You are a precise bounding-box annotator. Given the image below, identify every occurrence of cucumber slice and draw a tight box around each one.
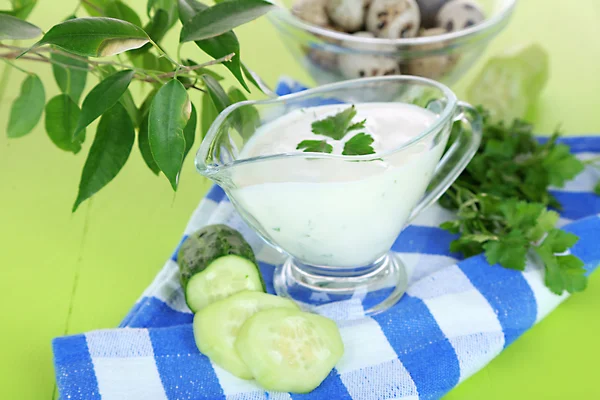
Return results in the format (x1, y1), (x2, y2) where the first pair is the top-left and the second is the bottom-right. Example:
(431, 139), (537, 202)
(177, 224), (266, 312)
(185, 255), (264, 312)
(235, 308), (344, 393)
(193, 291), (299, 379)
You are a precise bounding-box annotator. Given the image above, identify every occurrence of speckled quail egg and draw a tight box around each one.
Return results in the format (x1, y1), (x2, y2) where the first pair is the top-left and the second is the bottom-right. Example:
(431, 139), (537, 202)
(338, 31), (400, 79)
(415, 0), (449, 28)
(366, 0), (421, 39)
(326, 0), (367, 32)
(407, 28), (450, 79)
(436, 0), (485, 32)
(291, 0), (329, 27)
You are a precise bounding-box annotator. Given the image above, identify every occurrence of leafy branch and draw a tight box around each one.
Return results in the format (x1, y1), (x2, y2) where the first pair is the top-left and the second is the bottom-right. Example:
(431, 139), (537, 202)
(0, 0), (275, 211)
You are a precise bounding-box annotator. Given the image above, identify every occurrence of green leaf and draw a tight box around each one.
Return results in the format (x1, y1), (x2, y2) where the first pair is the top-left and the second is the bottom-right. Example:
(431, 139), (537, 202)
(539, 228), (579, 254)
(312, 105), (358, 140)
(296, 140), (333, 154)
(8, 0), (37, 19)
(73, 102), (135, 211)
(75, 69), (135, 136)
(342, 133), (375, 156)
(120, 89), (139, 127)
(105, 0), (142, 26)
(178, 0), (249, 91)
(137, 89), (160, 175)
(499, 199), (544, 231)
(148, 0), (179, 29)
(82, 0), (109, 16)
(200, 91), (218, 139)
(50, 51), (89, 103)
(542, 144), (585, 187)
(536, 247), (588, 295)
(32, 17), (149, 58)
(201, 74), (231, 113)
(228, 87), (260, 139)
(483, 230), (529, 271)
(138, 113), (160, 175)
(183, 103), (198, 161)
(0, 13), (42, 40)
(45, 94), (86, 154)
(180, 0), (274, 42)
(595, 182), (600, 196)
(131, 8), (170, 55)
(7, 74), (45, 138)
(242, 63), (263, 92)
(528, 209), (559, 242)
(148, 79), (191, 190)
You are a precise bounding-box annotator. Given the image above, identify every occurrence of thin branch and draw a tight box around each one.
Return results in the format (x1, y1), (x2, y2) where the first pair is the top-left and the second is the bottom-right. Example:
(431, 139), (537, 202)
(0, 44), (236, 86)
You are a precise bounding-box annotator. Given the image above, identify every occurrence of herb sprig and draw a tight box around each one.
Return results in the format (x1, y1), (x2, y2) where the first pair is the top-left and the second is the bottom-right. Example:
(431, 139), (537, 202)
(440, 108), (588, 295)
(296, 105), (375, 156)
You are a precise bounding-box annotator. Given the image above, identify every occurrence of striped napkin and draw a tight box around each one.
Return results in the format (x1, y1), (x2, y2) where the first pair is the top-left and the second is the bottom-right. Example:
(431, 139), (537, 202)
(52, 80), (600, 400)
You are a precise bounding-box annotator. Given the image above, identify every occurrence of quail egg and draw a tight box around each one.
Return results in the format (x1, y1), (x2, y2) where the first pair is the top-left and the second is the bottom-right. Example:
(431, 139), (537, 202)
(366, 0), (421, 39)
(326, 0), (368, 32)
(338, 31), (400, 78)
(407, 28), (450, 79)
(436, 0), (485, 32)
(291, 0), (329, 27)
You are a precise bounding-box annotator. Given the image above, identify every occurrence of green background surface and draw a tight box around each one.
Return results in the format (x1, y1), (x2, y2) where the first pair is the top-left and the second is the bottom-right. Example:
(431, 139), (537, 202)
(1, 0), (599, 399)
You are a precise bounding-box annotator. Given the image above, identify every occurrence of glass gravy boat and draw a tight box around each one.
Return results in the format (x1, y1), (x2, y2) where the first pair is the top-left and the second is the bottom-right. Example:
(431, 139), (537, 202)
(196, 76), (481, 316)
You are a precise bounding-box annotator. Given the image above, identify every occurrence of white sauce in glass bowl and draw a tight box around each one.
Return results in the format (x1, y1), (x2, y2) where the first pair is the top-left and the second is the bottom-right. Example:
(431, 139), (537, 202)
(231, 103), (446, 268)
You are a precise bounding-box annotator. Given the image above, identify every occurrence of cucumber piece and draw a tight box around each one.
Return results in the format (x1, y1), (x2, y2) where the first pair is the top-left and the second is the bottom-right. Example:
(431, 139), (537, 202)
(235, 308), (344, 393)
(177, 224), (265, 312)
(185, 255), (264, 312)
(193, 291), (299, 379)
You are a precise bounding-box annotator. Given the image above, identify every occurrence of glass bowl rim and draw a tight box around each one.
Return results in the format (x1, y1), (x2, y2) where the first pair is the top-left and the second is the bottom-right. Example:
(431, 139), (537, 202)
(197, 75), (459, 173)
(267, 0), (518, 47)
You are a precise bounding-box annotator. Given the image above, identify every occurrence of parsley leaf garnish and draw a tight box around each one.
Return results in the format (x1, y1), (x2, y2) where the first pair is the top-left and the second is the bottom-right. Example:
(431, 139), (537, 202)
(296, 139), (333, 154)
(342, 133), (375, 156)
(439, 108), (588, 295)
(311, 105), (359, 140)
(595, 182), (600, 196)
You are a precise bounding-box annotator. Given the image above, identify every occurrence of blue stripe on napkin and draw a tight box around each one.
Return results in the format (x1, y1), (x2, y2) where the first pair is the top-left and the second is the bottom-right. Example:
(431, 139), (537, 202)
(52, 335), (101, 399)
(458, 255), (537, 347)
(392, 226), (459, 257)
(150, 326), (225, 400)
(127, 297), (192, 328)
(374, 295), (460, 399)
(550, 191), (600, 220)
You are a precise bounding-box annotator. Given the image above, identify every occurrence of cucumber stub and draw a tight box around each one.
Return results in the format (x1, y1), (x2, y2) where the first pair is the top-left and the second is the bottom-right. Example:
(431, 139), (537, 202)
(235, 308), (344, 393)
(177, 224), (265, 312)
(193, 291), (299, 379)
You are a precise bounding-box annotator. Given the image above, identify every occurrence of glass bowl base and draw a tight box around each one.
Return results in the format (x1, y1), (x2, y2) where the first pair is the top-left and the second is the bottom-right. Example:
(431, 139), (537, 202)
(273, 252), (408, 319)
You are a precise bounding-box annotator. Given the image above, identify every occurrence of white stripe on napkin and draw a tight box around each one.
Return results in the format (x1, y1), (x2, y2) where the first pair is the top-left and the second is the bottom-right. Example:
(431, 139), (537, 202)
(86, 329), (168, 400)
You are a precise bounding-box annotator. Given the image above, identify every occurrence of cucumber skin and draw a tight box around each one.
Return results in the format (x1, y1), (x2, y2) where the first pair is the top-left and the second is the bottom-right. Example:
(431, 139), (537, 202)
(177, 224), (265, 291)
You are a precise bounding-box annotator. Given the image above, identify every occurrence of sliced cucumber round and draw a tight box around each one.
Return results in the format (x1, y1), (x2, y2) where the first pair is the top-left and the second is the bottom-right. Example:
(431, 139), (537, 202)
(193, 291), (299, 379)
(177, 224), (266, 312)
(235, 308), (344, 393)
(185, 255), (264, 312)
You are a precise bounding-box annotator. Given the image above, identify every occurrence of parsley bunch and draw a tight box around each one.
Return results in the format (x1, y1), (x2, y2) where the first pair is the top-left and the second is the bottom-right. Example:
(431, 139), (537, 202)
(439, 108), (588, 295)
(296, 105), (375, 156)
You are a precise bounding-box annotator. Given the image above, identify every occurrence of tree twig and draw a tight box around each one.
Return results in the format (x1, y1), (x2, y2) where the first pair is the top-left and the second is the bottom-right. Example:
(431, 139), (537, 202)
(0, 43), (235, 86)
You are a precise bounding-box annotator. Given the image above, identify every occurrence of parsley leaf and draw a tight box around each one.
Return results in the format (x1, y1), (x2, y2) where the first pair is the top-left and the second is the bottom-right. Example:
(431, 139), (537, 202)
(594, 182), (600, 196)
(342, 133), (375, 156)
(483, 230), (529, 271)
(296, 139), (333, 154)
(348, 119), (366, 132)
(311, 105), (359, 140)
(439, 107), (588, 295)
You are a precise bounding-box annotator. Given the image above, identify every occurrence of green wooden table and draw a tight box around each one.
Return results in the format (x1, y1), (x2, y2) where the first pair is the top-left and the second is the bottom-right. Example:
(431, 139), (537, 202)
(1, 1), (599, 398)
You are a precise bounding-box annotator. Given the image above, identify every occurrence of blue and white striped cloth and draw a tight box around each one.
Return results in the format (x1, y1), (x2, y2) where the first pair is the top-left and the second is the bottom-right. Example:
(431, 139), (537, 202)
(53, 80), (600, 400)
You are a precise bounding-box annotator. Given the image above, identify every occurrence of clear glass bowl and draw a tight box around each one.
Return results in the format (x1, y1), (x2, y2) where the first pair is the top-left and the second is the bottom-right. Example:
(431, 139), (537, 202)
(268, 0), (517, 86)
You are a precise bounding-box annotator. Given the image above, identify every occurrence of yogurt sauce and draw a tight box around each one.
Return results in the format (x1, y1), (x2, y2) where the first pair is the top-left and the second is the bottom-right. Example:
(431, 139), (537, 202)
(230, 102), (447, 268)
